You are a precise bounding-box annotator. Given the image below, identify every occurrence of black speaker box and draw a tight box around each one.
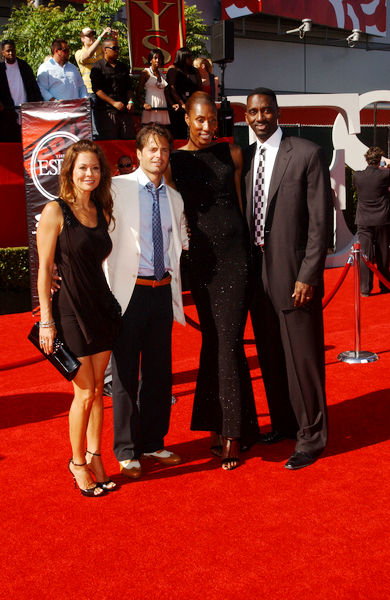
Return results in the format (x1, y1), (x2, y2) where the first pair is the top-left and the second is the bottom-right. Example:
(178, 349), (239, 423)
(211, 20), (234, 64)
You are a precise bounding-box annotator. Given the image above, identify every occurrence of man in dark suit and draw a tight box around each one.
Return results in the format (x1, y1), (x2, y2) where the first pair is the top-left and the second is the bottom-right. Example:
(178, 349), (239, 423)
(0, 39), (42, 142)
(243, 87), (333, 470)
(352, 146), (390, 296)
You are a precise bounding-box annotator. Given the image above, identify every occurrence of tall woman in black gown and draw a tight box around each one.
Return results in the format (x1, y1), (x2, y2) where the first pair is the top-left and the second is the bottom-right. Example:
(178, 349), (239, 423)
(167, 92), (259, 470)
(37, 140), (120, 496)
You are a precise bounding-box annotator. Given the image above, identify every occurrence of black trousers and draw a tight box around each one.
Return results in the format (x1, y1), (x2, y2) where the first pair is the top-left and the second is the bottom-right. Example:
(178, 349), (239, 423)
(112, 284), (173, 460)
(94, 107), (135, 140)
(358, 224), (390, 294)
(249, 249), (327, 456)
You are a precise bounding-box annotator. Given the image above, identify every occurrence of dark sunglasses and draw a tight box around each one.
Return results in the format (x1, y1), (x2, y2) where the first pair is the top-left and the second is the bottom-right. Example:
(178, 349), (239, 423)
(119, 162), (132, 168)
(106, 45), (119, 51)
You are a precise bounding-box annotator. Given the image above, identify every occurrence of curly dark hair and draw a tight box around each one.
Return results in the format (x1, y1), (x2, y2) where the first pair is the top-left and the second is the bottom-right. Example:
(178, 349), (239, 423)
(58, 139), (114, 225)
(1, 39), (15, 49)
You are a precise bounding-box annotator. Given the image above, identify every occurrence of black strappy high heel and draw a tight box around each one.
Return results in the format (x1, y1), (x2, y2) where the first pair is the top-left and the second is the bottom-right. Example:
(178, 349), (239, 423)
(68, 459), (105, 497)
(85, 450), (117, 492)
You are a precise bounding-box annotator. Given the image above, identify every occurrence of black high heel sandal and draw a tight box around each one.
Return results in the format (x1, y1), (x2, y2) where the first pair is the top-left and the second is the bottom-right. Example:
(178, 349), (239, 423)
(68, 459), (105, 497)
(221, 437), (240, 471)
(86, 450), (117, 492)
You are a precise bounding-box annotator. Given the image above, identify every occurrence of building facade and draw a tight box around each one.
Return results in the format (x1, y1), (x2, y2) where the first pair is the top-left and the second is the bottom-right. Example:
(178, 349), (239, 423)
(187, 0), (390, 96)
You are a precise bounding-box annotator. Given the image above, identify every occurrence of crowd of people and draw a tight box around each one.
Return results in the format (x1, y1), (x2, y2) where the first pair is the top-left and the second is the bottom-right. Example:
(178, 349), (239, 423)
(34, 85), (339, 499)
(0, 31), (219, 142)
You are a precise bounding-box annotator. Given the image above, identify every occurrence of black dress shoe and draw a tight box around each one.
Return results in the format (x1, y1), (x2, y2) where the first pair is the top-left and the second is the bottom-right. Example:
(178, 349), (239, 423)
(103, 381), (112, 397)
(259, 430), (288, 444)
(284, 451), (317, 470)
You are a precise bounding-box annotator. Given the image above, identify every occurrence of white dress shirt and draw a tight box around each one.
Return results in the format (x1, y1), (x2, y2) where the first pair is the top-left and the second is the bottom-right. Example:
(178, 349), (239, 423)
(136, 167), (172, 276)
(252, 126), (283, 215)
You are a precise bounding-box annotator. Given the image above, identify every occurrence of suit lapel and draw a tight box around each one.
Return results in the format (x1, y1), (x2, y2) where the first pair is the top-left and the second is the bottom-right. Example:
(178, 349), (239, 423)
(266, 136), (293, 219)
(114, 173), (140, 249)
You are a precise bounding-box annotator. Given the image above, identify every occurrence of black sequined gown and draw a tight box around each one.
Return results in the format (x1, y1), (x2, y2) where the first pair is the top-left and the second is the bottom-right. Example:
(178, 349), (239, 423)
(170, 143), (259, 442)
(52, 198), (121, 357)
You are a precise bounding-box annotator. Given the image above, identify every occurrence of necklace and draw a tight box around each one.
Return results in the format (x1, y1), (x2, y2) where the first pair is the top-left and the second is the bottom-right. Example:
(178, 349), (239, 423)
(150, 66), (160, 78)
(150, 67), (165, 88)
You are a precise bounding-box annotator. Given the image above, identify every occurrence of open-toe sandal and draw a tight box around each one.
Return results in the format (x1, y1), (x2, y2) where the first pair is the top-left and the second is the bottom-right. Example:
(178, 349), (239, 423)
(68, 459), (105, 497)
(221, 437), (240, 471)
(86, 450), (117, 491)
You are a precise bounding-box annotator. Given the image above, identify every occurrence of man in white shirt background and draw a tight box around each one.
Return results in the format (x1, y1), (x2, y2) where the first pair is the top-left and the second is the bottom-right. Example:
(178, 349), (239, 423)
(37, 38), (87, 101)
(0, 39), (42, 141)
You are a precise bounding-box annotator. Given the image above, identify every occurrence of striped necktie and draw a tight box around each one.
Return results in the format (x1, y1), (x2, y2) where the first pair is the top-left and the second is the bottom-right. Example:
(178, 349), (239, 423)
(146, 182), (165, 280)
(253, 147), (265, 246)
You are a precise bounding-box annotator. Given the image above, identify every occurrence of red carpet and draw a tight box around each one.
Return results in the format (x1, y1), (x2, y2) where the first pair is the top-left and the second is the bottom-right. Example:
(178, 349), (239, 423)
(1, 268), (390, 599)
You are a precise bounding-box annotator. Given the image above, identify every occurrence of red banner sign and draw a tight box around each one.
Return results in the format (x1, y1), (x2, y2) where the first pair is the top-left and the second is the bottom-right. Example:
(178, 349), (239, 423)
(222, 1), (387, 37)
(127, 0), (185, 72)
(21, 99), (92, 307)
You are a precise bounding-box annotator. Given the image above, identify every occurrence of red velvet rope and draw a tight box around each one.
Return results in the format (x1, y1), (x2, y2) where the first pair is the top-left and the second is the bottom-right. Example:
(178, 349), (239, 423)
(322, 258), (353, 309)
(361, 254), (390, 290)
(184, 314), (201, 331)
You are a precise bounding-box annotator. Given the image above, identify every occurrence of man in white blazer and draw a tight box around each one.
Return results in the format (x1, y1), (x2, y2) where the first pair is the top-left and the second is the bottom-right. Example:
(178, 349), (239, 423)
(105, 124), (188, 479)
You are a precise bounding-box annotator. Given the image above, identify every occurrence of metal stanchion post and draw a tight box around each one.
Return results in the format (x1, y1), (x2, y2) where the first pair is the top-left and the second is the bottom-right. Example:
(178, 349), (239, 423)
(338, 242), (378, 364)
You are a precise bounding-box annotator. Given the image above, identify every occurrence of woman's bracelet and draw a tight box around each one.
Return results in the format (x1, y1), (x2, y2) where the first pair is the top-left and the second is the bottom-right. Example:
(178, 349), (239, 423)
(39, 320), (55, 328)
(97, 35), (103, 42)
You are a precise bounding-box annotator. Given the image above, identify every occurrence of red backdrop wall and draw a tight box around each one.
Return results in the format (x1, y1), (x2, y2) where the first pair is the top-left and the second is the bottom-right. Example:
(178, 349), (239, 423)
(1, 104), (385, 249)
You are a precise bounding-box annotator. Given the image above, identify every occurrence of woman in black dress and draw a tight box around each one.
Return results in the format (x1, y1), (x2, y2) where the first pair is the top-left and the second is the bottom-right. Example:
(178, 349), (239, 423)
(167, 92), (259, 470)
(37, 140), (120, 496)
(166, 47), (202, 139)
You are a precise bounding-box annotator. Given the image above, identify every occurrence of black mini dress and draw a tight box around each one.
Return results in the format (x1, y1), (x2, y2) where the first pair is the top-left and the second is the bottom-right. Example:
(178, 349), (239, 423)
(52, 198), (121, 358)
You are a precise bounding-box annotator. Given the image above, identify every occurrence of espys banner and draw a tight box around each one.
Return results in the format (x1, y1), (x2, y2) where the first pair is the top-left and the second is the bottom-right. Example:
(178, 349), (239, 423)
(127, 0), (185, 72)
(21, 99), (92, 308)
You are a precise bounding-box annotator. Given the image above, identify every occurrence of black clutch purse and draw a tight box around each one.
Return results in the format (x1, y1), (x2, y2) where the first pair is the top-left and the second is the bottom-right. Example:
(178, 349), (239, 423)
(28, 322), (81, 381)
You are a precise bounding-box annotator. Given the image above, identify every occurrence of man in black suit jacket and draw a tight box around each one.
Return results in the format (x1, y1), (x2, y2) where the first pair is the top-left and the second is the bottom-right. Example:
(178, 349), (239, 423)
(243, 87), (333, 470)
(352, 146), (390, 296)
(0, 40), (42, 142)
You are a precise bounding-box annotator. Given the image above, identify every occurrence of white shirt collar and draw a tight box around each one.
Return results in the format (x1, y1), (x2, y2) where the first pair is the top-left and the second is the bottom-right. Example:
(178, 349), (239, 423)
(137, 166), (165, 190)
(256, 126), (282, 153)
